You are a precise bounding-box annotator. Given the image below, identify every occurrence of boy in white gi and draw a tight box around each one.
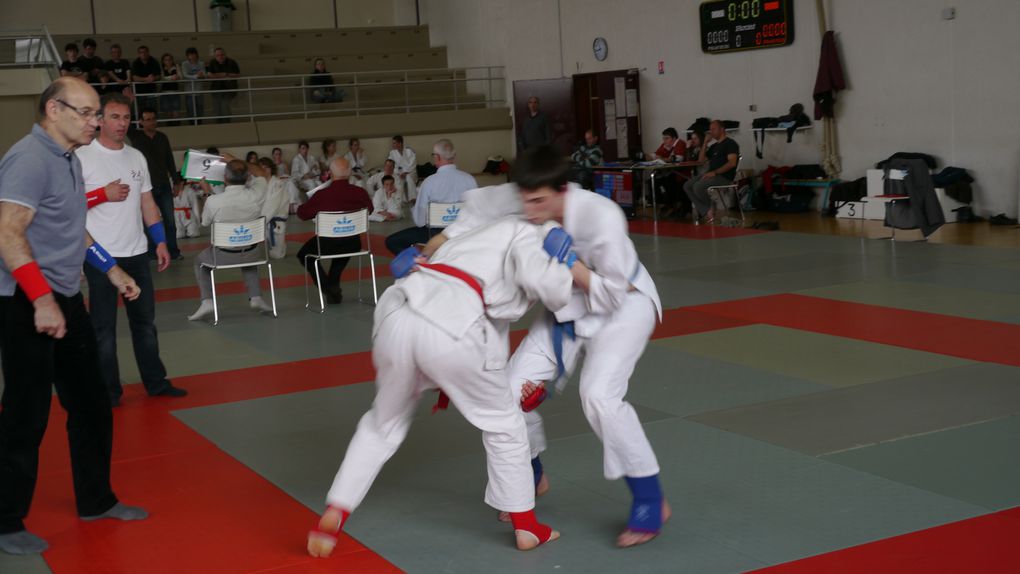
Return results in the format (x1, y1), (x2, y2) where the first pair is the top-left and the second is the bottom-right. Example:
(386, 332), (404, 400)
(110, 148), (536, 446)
(257, 157), (292, 259)
(424, 146), (669, 548)
(308, 210), (593, 557)
(367, 175), (403, 222)
(387, 134), (417, 203)
(172, 180), (201, 238)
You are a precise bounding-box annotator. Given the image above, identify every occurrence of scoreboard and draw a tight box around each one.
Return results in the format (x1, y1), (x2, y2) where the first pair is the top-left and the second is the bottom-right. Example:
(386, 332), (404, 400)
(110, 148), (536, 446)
(700, 0), (795, 54)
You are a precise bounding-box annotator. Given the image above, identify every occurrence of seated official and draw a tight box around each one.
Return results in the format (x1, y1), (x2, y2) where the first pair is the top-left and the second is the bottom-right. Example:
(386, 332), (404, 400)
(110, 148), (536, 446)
(368, 175), (403, 222)
(684, 119), (740, 222)
(570, 129), (603, 190)
(188, 160), (274, 321)
(384, 138), (477, 255)
(295, 158), (374, 304)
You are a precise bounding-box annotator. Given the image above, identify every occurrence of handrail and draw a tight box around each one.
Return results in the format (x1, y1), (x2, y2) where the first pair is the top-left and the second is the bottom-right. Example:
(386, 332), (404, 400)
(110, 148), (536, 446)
(84, 66), (506, 126)
(0, 26), (62, 79)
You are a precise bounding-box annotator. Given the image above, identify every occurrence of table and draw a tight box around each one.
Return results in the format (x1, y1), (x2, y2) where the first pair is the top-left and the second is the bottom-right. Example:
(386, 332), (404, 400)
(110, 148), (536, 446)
(598, 160), (704, 220)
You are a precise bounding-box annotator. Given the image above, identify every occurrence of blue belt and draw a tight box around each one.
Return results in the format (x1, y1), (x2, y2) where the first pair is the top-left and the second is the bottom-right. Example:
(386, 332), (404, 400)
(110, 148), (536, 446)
(551, 314), (576, 382)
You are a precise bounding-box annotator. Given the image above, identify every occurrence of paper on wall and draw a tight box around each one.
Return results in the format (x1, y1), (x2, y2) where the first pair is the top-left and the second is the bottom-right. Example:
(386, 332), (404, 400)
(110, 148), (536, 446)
(614, 77), (626, 117)
(625, 88), (639, 118)
(616, 118), (628, 158)
(605, 99), (617, 139)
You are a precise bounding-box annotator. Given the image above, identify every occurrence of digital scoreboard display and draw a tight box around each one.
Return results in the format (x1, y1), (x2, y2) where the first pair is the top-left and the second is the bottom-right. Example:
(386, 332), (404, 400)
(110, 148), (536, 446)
(700, 0), (795, 54)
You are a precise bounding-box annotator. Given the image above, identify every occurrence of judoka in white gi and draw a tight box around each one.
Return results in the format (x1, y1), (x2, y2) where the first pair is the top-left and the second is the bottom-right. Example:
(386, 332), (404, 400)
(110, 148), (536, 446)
(424, 146), (669, 548)
(308, 209), (593, 557)
(256, 157), (292, 259)
(172, 181), (201, 238)
(367, 174), (404, 223)
(387, 135), (418, 203)
(288, 140), (320, 208)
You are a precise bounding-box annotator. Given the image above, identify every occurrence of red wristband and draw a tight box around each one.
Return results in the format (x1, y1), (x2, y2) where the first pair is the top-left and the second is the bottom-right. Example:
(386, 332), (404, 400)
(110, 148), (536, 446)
(86, 187), (108, 209)
(12, 261), (52, 301)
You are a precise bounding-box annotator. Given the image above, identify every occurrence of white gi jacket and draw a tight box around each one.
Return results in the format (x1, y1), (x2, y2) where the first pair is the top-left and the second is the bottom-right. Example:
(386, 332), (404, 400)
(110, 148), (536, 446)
(369, 187), (403, 221)
(387, 147), (417, 178)
(375, 216), (574, 371)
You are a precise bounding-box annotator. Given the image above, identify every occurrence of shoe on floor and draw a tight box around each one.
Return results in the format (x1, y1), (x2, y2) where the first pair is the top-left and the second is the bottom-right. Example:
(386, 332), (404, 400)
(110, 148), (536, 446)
(150, 385), (188, 398)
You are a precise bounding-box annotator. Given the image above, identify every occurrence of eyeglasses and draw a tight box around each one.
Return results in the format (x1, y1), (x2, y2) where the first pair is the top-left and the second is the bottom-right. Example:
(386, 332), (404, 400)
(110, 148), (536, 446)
(56, 99), (101, 121)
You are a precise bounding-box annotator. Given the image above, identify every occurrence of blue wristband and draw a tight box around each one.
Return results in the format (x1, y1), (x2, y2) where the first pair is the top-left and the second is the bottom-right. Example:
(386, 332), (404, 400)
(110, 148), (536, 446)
(85, 243), (117, 273)
(565, 251), (578, 269)
(148, 221), (167, 245)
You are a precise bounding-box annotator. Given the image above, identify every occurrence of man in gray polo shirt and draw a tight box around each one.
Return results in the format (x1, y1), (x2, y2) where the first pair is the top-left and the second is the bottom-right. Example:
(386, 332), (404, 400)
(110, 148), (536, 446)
(0, 77), (149, 556)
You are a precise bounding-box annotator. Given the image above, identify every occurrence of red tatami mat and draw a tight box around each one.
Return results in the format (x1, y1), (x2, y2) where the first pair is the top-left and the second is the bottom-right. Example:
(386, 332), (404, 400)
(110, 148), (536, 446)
(691, 293), (1020, 367)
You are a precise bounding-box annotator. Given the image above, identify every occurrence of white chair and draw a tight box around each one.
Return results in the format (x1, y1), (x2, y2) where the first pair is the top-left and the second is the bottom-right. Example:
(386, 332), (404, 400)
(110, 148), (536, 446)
(705, 155), (745, 225)
(204, 216), (277, 325)
(427, 201), (464, 230)
(304, 208), (377, 312)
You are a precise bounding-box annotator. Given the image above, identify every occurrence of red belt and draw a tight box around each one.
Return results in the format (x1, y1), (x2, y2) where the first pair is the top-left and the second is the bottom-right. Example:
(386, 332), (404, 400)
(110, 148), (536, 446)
(174, 206), (192, 220)
(416, 262), (485, 413)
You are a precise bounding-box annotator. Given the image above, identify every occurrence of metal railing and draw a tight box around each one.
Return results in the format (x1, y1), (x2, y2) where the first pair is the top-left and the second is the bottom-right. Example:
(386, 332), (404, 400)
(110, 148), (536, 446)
(87, 66), (506, 126)
(0, 26), (62, 78)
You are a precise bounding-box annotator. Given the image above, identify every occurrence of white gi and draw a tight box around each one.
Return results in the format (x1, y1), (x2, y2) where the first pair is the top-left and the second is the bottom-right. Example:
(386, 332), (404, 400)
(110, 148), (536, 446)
(344, 149), (368, 188)
(366, 169), (404, 199)
(260, 175), (292, 259)
(368, 187), (404, 223)
(387, 147), (418, 202)
(173, 183), (201, 238)
(325, 217), (574, 514)
(289, 153), (320, 205)
(448, 183), (664, 481)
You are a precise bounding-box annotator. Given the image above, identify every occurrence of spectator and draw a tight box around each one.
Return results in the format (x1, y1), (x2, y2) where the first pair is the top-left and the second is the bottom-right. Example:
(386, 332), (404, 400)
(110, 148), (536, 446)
(387, 135), (418, 203)
(159, 53), (183, 124)
(129, 108), (183, 260)
(172, 180), (201, 239)
(289, 140), (320, 208)
(343, 138), (367, 187)
(366, 158), (402, 198)
(187, 160), (274, 321)
(103, 44), (132, 96)
(368, 175), (403, 222)
(77, 92), (187, 405)
(309, 58), (343, 103)
(131, 46), (160, 107)
(385, 139), (476, 255)
(206, 47), (240, 124)
(245, 150), (258, 164)
(258, 157), (292, 259)
(179, 47), (206, 124)
(79, 38), (106, 87)
(59, 43), (86, 78)
(318, 138), (339, 180)
(649, 127), (686, 217)
(518, 95), (553, 151)
(271, 147), (289, 177)
(570, 129), (603, 189)
(684, 119), (740, 222)
(296, 158), (373, 304)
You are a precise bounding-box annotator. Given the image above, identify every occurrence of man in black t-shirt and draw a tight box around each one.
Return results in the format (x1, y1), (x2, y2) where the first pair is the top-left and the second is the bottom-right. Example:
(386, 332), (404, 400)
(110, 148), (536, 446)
(79, 38), (106, 88)
(103, 44), (132, 95)
(58, 43), (86, 79)
(206, 47), (240, 124)
(131, 45), (161, 104)
(684, 119), (740, 221)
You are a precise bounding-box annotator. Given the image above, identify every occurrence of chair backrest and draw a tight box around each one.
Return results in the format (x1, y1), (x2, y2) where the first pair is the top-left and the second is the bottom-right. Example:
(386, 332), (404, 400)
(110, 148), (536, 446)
(212, 217), (267, 248)
(427, 202), (464, 229)
(315, 209), (369, 238)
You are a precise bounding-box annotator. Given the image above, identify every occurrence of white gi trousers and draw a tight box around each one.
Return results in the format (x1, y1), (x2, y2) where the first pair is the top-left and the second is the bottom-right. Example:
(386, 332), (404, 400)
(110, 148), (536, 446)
(399, 172), (418, 202)
(326, 301), (536, 513)
(507, 290), (660, 480)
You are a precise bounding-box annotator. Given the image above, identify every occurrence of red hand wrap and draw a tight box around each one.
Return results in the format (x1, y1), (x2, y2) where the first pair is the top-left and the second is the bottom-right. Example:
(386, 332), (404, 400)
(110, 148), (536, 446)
(86, 187), (108, 209)
(12, 261), (52, 301)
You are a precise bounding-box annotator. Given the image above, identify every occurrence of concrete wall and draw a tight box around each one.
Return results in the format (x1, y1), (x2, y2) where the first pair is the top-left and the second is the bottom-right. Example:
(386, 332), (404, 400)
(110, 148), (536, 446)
(420, 0), (1020, 217)
(3, 0), (416, 34)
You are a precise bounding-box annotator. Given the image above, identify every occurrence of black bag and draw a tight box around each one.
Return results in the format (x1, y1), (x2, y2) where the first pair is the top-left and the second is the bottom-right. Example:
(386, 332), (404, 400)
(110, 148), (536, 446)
(785, 164), (827, 180)
(876, 152), (937, 170)
(752, 117), (780, 159)
(722, 120), (740, 130)
(752, 117), (780, 129)
(687, 117), (710, 133)
(416, 162), (437, 180)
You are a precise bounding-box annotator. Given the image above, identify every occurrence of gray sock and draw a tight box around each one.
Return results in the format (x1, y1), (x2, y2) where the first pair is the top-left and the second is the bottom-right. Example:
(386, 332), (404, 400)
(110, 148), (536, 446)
(80, 502), (149, 522)
(0, 530), (49, 555)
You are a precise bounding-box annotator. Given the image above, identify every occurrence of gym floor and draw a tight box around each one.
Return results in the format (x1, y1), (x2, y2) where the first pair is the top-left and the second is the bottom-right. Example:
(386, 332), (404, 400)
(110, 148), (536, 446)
(2, 210), (1018, 573)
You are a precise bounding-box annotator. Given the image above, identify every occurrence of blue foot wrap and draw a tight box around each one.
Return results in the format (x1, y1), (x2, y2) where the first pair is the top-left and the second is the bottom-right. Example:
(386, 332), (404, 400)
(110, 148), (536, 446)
(531, 456), (544, 487)
(624, 475), (663, 534)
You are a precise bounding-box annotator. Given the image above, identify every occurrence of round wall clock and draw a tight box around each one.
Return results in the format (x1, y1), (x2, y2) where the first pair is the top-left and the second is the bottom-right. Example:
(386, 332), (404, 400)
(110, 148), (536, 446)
(593, 37), (608, 61)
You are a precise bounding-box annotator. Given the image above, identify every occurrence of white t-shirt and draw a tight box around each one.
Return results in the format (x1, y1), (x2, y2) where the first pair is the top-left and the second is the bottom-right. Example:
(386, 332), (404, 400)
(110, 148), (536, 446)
(77, 139), (153, 257)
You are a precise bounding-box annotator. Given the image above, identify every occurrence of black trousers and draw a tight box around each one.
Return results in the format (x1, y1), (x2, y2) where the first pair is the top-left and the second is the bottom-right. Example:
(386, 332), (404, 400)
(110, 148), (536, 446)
(296, 236), (363, 291)
(384, 226), (433, 256)
(83, 253), (171, 401)
(0, 290), (118, 533)
(149, 184), (180, 258)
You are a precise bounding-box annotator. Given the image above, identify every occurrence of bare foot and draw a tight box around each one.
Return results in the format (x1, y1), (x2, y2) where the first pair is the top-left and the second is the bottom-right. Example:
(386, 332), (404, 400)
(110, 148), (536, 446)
(616, 498), (672, 549)
(515, 527), (560, 551)
(307, 507), (344, 558)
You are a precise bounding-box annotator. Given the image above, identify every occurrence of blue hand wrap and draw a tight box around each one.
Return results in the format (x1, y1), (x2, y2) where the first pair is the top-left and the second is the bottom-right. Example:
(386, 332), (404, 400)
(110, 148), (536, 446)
(85, 243), (117, 273)
(147, 221), (167, 245)
(542, 227), (573, 263)
(624, 475), (664, 534)
(565, 251), (578, 269)
(550, 314), (576, 382)
(390, 245), (422, 279)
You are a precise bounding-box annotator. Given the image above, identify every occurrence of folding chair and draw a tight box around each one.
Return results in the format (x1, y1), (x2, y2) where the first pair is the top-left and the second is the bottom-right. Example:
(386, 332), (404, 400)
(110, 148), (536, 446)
(706, 155), (745, 226)
(427, 201), (464, 232)
(204, 216), (277, 325)
(304, 208), (377, 312)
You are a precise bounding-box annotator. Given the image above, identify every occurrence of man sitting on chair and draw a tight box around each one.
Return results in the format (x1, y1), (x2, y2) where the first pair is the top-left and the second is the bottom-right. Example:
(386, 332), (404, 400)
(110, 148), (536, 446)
(188, 160), (274, 321)
(683, 120), (739, 222)
(384, 139), (477, 255)
(296, 158), (374, 305)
